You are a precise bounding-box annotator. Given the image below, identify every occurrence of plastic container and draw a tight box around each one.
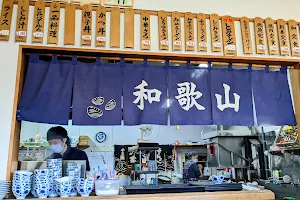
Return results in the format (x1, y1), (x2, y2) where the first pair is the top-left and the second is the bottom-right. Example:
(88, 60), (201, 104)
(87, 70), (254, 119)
(95, 179), (119, 196)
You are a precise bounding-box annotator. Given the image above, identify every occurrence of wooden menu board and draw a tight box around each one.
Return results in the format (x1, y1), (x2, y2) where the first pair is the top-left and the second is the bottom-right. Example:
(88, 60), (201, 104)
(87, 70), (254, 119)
(0, 0), (13, 41)
(47, 2), (60, 44)
(140, 10), (151, 50)
(171, 11), (182, 51)
(197, 13), (207, 52)
(288, 19), (300, 57)
(210, 13), (221, 52)
(64, 3), (75, 45)
(110, 7), (120, 48)
(265, 18), (278, 55)
(124, 8), (134, 48)
(96, 6), (106, 47)
(158, 10), (168, 50)
(184, 12), (195, 51)
(32, 0), (45, 43)
(276, 19), (289, 56)
(15, 0), (29, 42)
(221, 16), (236, 55)
(254, 17), (265, 54)
(81, 4), (92, 46)
(240, 17), (252, 54)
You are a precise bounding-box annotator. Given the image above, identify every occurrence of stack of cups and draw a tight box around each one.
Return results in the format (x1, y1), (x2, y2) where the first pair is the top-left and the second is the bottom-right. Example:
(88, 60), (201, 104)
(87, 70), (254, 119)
(12, 171), (33, 199)
(33, 169), (52, 198)
(66, 163), (82, 197)
(47, 159), (62, 197)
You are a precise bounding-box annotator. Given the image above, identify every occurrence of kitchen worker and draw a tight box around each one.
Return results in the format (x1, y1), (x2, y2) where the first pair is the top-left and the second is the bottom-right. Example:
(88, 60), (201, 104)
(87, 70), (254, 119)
(47, 126), (90, 171)
(183, 151), (201, 183)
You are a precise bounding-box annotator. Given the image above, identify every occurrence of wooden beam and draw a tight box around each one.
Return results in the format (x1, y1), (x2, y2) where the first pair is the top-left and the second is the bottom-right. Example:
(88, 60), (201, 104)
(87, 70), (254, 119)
(290, 67), (300, 143)
(20, 45), (300, 66)
(10, 1), (300, 24)
(5, 46), (25, 181)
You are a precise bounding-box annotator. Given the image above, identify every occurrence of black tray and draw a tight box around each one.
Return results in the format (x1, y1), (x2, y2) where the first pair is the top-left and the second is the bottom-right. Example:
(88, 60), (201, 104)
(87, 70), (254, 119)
(189, 181), (242, 192)
(125, 184), (205, 195)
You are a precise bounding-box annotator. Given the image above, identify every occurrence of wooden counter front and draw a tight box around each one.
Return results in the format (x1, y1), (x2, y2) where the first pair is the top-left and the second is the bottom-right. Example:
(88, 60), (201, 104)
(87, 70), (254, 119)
(8, 190), (275, 200)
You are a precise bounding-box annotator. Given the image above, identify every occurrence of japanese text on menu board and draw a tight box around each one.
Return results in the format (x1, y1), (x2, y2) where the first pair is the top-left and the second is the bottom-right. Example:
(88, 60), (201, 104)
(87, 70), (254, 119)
(96, 6), (106, 46)
(48, 2), (60, 44)
(185, 13), (194, 51)
(197, 14), (207, 52)
(0, 0), (13, 40)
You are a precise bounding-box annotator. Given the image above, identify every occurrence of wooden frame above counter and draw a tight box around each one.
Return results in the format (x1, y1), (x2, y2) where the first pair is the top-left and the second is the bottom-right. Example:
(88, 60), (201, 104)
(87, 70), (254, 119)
(6, 44), (300, 184)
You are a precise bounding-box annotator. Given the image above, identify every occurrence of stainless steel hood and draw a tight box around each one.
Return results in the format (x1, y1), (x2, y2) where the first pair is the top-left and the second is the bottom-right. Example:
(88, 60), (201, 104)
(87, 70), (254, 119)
(207, 136), (248, 168)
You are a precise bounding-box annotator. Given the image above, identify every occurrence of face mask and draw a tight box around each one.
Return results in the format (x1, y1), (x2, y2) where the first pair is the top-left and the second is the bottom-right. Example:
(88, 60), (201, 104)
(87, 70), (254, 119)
(50, 144), (64, 153)
(193, 159), (198, 163)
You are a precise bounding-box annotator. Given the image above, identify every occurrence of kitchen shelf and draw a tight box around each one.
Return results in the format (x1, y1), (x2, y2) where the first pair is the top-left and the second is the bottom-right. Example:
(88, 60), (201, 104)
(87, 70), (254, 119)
(137, 147), (160, 151)
(135, 170), (159, 174)
(173, 144), (206, 148)
(269, 146), (300, 155)
(77, 145), (90, 150)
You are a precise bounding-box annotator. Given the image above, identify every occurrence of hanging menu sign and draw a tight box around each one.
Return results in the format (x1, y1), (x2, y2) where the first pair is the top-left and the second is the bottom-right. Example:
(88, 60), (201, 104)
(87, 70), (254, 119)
(197, 13), (207, 52)
(172, 11), (182, 51)
(254, 17), (265, 54)
(124, 8), (134, 48)
(288, 19), (300, 57)
(47, 2), (60, 44)
(158, 10), (168, 50)
(64, 3), (75, 45)
(276, 19), (289, 56)
(32, 0), (45, 43)
(265, 18), (278, 55)
(140, 10), (151, 50)
(184, 12), (194, 51)
(15, 0), (29, 42)
(221, 15), (236, 55)
(0, 0), (13, 41)
(210, 13), (221, 52)
(110, 7), (120, 48)
(240, 17), (252, 54)
(81, 4), (92, 46)
(95, 6), (106, 47)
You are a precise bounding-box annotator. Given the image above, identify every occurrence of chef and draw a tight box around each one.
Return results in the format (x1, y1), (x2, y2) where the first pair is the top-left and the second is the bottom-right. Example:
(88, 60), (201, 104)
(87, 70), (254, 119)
(47, 126), (90, 171)
(183, 151), (202, 183)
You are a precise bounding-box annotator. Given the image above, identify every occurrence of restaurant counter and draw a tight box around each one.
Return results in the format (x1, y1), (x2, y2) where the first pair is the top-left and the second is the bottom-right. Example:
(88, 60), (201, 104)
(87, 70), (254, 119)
(7, 190), (275, 200)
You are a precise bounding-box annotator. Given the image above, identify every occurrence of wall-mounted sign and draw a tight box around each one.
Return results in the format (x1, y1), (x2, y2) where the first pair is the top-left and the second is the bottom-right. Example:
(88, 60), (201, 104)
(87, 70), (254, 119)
(102, 0), (133, 7)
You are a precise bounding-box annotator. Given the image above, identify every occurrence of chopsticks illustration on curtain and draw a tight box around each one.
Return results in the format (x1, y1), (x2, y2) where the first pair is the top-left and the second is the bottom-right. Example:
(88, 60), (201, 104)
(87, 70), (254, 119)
(17, 54), (296, 126)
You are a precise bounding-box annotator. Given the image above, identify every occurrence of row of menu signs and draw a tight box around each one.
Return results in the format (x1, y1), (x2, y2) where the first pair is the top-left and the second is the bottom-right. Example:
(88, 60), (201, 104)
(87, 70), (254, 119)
(0, 0), (299, 56)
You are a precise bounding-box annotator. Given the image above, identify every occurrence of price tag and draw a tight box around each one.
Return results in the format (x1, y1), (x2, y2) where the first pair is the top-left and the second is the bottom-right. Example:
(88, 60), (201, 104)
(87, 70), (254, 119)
(186, 41), (195, 47)
(213, 42), (221, 48)
(225, 45), (236, 51)
(281, 47), (289, 52)
(142, 40), (151, 45)
(33, 32), (43, 38)
(82, 35), (91, 40)
(199, 42), (207, 47)
(257, 45), (265, 50)
(96, 36), (106, 42)
(270, 46), (278, 51)
(173, 41), (181, 46)
(160, 40), (168, 46)
(293, 47), (300, 52)
(16, 31), (27, 37)
(0, 30), (9, 36)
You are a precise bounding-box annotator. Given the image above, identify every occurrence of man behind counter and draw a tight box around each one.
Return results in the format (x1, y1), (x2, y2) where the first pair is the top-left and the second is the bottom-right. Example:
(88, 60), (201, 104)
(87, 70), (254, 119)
(47, 126), (90, 171)
(183, 151), (203, 183)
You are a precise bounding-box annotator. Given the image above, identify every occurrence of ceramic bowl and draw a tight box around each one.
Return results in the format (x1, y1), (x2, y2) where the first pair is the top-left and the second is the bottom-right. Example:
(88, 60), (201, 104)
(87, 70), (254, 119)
(34, 183), (51, 198)
(55, 177), (72, 198)
(12, 186), (30, 199)
(76, 178), (94, 197)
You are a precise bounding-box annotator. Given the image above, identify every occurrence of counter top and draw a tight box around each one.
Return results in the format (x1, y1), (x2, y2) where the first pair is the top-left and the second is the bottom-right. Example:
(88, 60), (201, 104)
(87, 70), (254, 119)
(8, 190), (275, 200)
